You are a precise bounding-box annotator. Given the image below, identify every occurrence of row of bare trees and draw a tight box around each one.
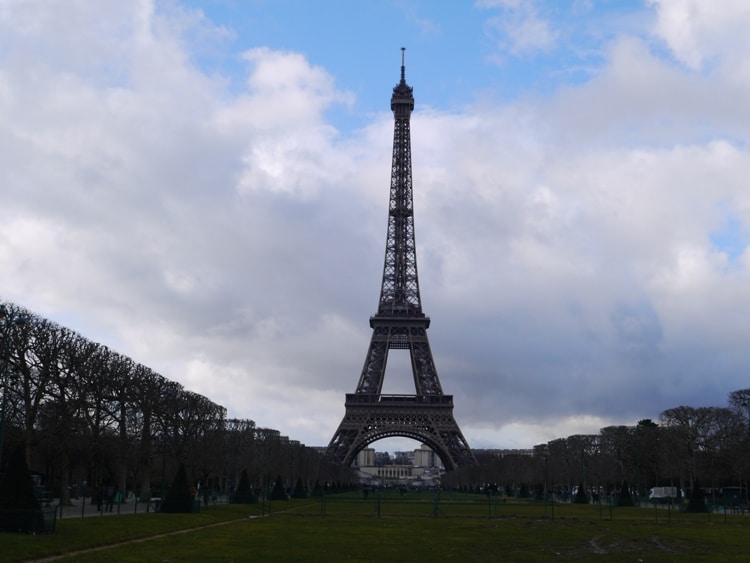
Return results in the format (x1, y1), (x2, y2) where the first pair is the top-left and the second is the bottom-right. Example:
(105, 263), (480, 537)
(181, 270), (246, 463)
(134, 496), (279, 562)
(0, 302), (353, 503)
(444, 393), (750, 500)
(8, 297), (747, 502)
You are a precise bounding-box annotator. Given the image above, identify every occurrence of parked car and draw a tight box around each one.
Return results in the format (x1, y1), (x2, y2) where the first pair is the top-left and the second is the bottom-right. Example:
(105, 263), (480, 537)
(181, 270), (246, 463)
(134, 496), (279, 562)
(648, 486), (681, 503)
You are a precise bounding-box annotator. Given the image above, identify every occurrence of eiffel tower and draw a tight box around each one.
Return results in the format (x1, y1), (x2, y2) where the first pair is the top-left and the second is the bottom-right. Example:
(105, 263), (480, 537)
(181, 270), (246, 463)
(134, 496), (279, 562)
(326, 50), (476, 471)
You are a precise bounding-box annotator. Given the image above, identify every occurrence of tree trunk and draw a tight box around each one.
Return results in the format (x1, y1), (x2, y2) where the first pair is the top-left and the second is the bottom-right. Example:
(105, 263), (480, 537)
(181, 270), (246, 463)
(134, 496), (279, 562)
(137, 416), (153, 500)
(118, 403), (128, 500)
(59, 448), (72, 505)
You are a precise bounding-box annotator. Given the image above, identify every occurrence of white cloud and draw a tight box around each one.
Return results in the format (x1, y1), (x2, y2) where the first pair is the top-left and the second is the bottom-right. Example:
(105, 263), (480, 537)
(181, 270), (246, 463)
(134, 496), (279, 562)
(2, 1), (750, 452)
(475, 0), (525, 9)
(649, 0), (750, 71)
(479, 0), (558, 57)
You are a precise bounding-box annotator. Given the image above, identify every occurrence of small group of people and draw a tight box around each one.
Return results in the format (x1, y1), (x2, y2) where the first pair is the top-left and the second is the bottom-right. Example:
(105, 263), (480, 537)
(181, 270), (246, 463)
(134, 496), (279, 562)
(96, 483), (120, 512)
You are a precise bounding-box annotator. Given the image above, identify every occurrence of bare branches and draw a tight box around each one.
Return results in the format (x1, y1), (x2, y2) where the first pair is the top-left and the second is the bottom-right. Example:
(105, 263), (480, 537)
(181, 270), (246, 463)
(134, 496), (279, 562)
(1, 300), (352, 500)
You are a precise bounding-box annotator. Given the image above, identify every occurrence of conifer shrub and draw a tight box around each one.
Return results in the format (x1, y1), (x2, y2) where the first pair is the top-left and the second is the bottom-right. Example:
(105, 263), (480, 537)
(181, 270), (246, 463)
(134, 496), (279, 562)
(687, 481), (708, 513)
(573, 483), (588, 504)
(292, 477), (307, 499)
(161, 463), (195, 513)
(618, 480), (634, 507)
(270, 474), (288, 500)
(232, 469), (257, 504)
(0, 446), (44, 532)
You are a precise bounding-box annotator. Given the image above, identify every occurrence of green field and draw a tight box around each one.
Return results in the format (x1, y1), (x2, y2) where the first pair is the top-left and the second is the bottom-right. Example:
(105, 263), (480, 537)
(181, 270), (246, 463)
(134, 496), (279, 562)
(3, 492), (750, 562)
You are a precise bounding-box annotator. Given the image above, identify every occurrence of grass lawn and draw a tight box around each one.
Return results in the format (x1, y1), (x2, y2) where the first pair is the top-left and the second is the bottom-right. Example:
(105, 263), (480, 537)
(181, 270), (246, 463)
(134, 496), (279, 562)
(3, 492), (750, 562)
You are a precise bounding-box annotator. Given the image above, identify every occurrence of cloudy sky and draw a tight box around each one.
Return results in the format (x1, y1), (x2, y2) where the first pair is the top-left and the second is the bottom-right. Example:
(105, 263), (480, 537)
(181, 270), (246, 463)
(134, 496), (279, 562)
(2, 0), (750, 453)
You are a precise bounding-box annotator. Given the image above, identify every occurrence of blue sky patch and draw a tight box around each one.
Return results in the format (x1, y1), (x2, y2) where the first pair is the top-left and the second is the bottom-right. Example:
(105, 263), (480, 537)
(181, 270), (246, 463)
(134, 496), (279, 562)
(710, 214), (748, 262)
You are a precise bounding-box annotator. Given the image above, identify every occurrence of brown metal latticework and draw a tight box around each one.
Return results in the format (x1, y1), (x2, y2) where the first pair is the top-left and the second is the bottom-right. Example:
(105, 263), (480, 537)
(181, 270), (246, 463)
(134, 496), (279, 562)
(326, 50), (476, 471)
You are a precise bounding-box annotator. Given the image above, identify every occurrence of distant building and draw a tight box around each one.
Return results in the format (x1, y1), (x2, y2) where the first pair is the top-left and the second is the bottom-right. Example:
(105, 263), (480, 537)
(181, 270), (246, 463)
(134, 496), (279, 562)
(361, 464), (413, 481)
(414, 444), (437, 467)
(473, 448), (534, 459)
(355, 444), (443, 488)
(356, 448), (376, 467)
(374, 451), (391, 466)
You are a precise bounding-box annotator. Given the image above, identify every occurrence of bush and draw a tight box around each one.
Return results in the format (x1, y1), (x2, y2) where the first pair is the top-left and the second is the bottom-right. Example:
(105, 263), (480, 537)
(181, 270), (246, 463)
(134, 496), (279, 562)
(270, 474), (288, 501)
(573, 483), (588, 504)
(161, 464), (195, 513)
(687, 481), (708, 513)
(0, 446), (44, 533)
(618, 480), (634, 507)
(291, 477), (307, 499)
(232, 469), (257, 504)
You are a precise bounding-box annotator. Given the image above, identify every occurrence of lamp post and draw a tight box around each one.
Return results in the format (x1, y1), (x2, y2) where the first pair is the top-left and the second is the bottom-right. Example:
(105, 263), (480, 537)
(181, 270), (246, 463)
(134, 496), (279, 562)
(0, 304), (26, 472)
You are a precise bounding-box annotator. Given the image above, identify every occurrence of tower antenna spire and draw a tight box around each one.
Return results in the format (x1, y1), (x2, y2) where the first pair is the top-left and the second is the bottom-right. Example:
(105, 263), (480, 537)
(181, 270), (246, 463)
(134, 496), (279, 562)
(401, 47), (406, 82)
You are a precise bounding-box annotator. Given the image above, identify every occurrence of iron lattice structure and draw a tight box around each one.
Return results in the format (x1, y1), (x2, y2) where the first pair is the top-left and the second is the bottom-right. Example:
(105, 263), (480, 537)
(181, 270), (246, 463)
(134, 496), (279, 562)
(326, 51), (476, 471)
